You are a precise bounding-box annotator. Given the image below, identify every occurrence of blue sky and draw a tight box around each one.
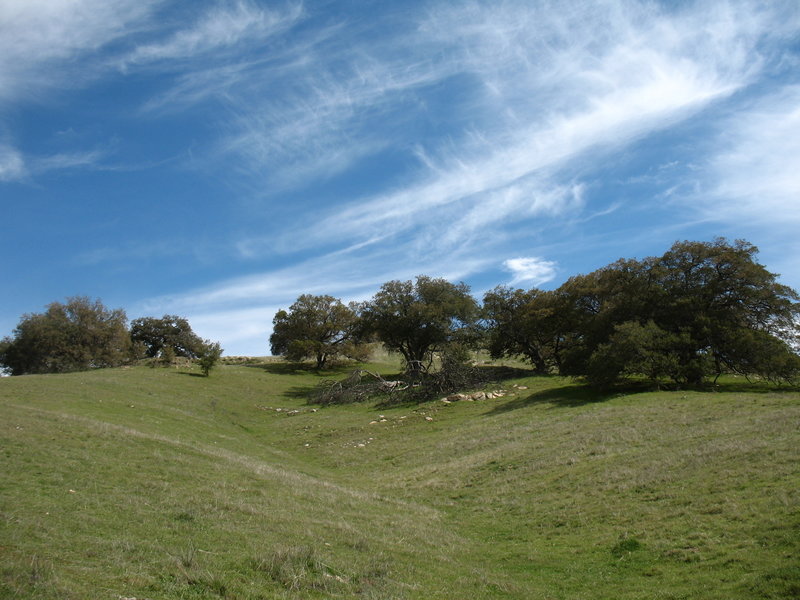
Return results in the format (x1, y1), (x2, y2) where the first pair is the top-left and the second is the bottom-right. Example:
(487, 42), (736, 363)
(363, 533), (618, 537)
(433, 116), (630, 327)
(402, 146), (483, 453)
(1, 0), (799, 356)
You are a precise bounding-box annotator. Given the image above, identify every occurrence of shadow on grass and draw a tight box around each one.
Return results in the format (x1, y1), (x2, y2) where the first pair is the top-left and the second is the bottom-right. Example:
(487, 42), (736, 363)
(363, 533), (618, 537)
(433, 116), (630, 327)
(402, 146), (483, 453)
(246, 361), (364, 378)
(246, 362), (315, 375)
(175, 372), (208, 378)
(709, 378), (800, 394)
(474, 365), (536, 382)
(286, 385), (316, 400)
(485, 384), (615, 414)
(484, 376), (800, 415)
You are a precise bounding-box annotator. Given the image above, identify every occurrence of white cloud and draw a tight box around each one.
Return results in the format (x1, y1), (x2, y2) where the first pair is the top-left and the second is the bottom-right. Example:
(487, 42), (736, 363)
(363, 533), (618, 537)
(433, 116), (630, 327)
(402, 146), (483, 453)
(33, 149), (107, 173)
(0, 144), (110, 182)
(705, 86), (800, 224)
(273, 0), (771, 257)
(140, 242), (487, 315)
(0, 144), (26, 181)
(503, 257), (558, 286)
(0, 0), (156, 104)
(123, 1), (302, 67)
(216, 34), (458, 187)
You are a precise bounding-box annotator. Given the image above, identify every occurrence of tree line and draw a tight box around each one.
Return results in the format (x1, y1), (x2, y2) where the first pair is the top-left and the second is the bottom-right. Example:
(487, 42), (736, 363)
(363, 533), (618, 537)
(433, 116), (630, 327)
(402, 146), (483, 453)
(0, 303), (222, 376)
(2, 238), (798, 386)
(271, 239), (800, 387)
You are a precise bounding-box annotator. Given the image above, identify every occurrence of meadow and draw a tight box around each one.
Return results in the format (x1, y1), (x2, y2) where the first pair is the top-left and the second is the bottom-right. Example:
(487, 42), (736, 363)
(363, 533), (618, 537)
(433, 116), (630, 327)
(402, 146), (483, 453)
(1, 356), (798, 599)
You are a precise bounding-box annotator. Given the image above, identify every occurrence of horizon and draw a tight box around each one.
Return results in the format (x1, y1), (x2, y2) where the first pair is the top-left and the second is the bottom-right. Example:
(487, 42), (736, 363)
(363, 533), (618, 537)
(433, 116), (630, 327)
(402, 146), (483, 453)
(2, 0), (799, 356)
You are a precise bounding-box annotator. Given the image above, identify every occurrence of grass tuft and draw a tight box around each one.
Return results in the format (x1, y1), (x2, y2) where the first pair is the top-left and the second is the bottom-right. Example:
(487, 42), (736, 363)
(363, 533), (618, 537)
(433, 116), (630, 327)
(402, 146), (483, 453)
(249, 545), (347, 592)
(611, 535), (643, 558)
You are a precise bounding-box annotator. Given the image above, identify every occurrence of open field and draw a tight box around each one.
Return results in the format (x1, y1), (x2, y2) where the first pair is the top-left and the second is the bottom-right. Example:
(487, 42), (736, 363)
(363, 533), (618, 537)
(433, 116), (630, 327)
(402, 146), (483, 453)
(1, 358), (798, 599)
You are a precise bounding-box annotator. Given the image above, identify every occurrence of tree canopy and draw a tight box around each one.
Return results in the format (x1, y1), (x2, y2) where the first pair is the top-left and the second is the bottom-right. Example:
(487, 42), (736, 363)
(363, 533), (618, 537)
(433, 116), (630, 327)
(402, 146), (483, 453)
(496, 239), (800, 385)
(360, 276), (479, 372)
(130, 315), (205, 359)
(0, 297), (131, 375)
(269, 295), (362, 368)
(197, 340), (223, 376)
(482, 286), (570, 373)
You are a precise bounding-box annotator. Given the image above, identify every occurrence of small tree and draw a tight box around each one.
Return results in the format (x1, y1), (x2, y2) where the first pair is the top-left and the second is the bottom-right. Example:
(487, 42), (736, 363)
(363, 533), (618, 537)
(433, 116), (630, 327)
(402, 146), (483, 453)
(130, 315), (205, 359)
(270, 295), (362, 368)
(157, 345), (176, 368)
(360, 276), (479, 373)
(197, 341), (223, 377)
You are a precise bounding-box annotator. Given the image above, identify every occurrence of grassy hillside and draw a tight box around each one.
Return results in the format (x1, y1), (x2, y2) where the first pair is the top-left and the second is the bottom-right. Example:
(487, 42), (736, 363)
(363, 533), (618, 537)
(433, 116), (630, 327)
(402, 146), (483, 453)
(1, 358), (798, 599)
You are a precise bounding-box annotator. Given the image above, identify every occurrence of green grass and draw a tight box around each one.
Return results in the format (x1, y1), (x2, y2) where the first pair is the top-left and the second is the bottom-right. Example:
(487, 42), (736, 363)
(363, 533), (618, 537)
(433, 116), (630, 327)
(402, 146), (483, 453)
(1, 358), (798, 599)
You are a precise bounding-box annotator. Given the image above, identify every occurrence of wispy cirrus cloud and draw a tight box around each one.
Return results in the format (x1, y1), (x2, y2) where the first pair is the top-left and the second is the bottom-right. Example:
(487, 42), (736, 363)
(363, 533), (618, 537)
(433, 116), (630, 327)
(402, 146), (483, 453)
(217, 32), (461, 187)
(266, 0), (777, 256)
(0, 0), (157, 104)
(141, 240), (490, 315)
(0, 0), (157, 182)
(0, 143), (25, 182)
(0, 143), (109, 182)
(704, 86), (800, 225)
(121, 0), (303, 68)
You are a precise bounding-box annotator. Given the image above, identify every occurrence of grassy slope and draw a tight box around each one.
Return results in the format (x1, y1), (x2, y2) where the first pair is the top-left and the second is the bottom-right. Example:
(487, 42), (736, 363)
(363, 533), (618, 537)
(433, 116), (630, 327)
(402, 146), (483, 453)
(0, 359), (798, 599)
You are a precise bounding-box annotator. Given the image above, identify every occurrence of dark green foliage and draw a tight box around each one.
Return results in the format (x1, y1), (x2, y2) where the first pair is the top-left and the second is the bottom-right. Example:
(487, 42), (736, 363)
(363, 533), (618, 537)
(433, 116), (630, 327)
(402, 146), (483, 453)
(484, 239), (800, 386)
(197, 341), (223, 377)
(585, 321), (688, 387)
(0, 296), (130, 375)
(157, 345), (177, 367)
(270, 295), (363, 369)
(483, 286), (569, 373)
(360, 276), (479, 373)
(130, 315), (205, 359)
